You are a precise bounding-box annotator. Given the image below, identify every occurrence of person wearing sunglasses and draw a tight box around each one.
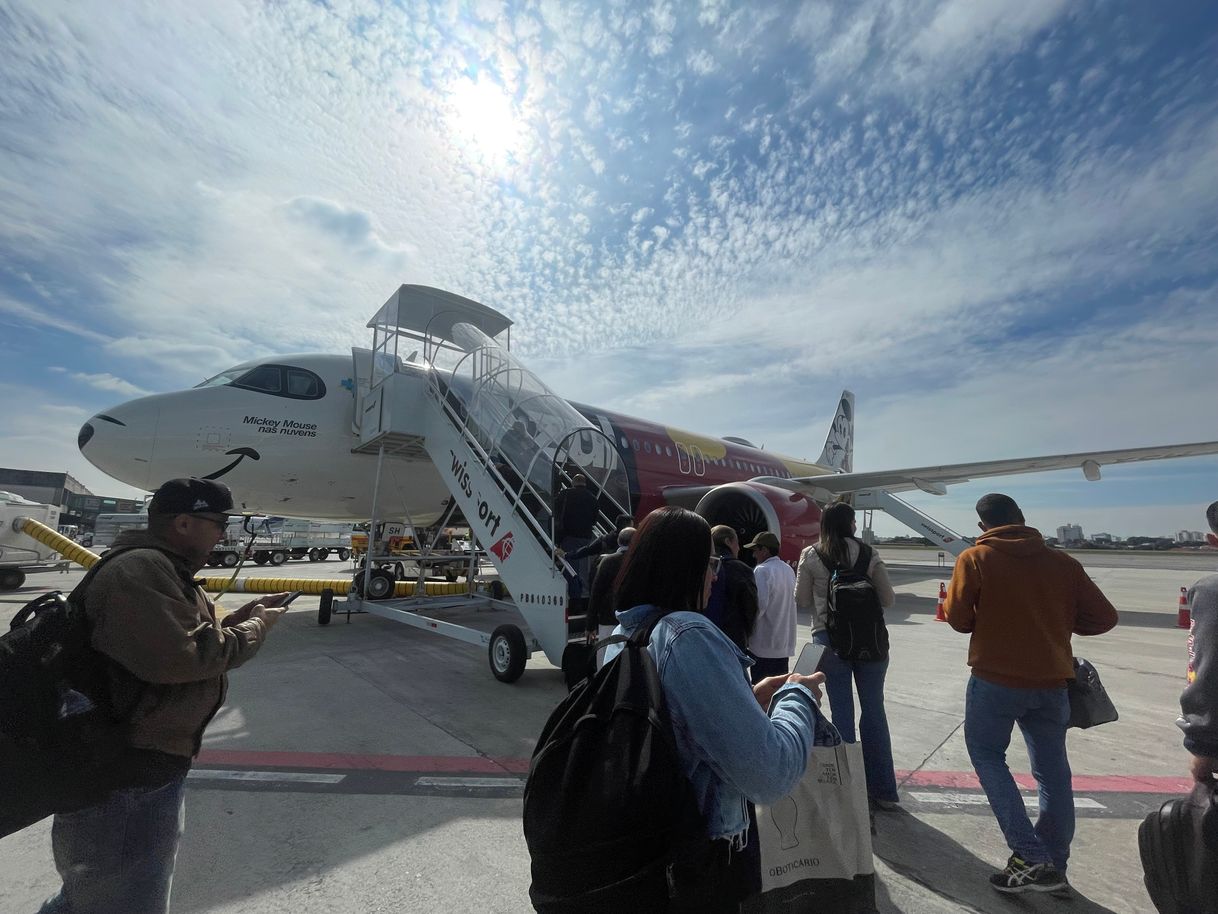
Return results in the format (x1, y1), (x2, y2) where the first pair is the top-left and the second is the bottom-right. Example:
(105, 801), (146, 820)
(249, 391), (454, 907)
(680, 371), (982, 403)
(605, 507), (824, 912)
(35, 477), (293, 914)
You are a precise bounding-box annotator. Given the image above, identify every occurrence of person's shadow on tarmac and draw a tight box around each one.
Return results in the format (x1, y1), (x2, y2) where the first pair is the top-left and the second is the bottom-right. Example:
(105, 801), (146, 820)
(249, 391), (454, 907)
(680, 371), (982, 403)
(871, 808), (1120, 913)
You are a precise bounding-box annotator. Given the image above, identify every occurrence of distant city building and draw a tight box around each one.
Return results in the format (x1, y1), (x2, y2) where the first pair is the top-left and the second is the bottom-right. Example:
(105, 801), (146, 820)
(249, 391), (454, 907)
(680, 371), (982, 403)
(1056, 523), (1084, 544)
(1089, 532), (1118, 544)
(1176, 530), (1206, 543)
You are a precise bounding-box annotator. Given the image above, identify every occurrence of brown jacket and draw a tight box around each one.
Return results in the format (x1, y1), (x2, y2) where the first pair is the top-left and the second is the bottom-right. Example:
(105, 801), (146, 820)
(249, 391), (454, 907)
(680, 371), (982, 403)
(85, 531), (268, 758)
(943, 525), (1117, 689)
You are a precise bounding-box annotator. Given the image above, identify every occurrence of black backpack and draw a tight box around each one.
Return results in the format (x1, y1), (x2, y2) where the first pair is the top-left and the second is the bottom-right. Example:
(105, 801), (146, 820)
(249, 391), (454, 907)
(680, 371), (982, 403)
(523, 616), (704, 912)
(0, 547), (147, 836)
(1138, 781), (1218, 914)
(823, 542), (889, 662)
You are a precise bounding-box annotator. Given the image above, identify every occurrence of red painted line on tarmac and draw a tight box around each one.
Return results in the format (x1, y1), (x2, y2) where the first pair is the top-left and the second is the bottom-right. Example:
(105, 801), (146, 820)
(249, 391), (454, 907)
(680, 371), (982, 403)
(897, 769), (1193, 793)
(195, 750), (1185, 791)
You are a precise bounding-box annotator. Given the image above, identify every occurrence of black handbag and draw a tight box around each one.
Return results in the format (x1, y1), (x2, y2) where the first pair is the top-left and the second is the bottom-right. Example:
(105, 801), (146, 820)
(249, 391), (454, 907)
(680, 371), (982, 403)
(1067, 657), (1118, 729)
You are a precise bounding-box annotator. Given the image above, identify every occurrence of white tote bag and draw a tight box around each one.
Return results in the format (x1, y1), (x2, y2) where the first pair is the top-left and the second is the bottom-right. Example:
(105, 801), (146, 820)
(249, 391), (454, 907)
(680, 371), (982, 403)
(746, 709), (875, 911)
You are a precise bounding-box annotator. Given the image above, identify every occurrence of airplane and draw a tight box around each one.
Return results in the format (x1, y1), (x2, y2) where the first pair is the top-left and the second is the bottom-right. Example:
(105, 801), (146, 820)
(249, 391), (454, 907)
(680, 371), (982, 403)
(77, 286), (1218, 568)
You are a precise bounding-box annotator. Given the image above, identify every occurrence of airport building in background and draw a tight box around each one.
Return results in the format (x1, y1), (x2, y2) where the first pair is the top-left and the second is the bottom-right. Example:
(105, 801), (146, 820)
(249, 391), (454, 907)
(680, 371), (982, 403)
(1176, 530), (1206, 543)
(1056, 523), (1085, 544)
(1089, 532), (1118, 544)
(0, 468), (143, 531)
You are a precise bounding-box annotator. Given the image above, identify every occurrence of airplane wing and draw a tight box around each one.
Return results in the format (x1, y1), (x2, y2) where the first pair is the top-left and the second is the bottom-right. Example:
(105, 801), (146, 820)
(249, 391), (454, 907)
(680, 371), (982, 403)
(755, 440), (1218, 498)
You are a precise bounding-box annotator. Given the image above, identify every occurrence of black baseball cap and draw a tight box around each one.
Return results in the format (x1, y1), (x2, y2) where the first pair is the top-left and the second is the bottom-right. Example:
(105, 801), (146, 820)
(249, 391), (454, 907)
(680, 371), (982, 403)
(148, 478), (234, 516)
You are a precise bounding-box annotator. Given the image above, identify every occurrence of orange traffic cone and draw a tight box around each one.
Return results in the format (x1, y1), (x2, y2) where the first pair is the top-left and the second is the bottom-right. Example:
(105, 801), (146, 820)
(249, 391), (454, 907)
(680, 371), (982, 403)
(935, 582), (948, 622)
(1177, 586), (1191, 629)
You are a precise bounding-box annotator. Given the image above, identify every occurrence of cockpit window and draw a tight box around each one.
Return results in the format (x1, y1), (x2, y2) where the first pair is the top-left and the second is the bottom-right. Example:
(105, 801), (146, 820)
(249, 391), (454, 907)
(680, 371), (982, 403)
(195, 369), (245, 389)
(235, 365), (283, 393)
(286, 368), (322, 398)
(195, 363), (326, 400)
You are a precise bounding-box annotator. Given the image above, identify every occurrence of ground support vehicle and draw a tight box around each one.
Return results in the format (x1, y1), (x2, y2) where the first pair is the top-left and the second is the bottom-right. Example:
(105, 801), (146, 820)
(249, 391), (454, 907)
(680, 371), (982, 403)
(1, 499), (70, 592)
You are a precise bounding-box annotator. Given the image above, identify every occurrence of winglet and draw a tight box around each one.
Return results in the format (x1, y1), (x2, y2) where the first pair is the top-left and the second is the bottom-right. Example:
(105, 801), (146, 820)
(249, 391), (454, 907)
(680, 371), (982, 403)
(817, 391), (854, 473)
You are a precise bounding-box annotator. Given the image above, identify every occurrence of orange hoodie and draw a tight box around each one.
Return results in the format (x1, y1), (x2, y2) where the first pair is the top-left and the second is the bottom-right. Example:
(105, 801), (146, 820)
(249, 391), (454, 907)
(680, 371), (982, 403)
(943, 525), (1118, 689)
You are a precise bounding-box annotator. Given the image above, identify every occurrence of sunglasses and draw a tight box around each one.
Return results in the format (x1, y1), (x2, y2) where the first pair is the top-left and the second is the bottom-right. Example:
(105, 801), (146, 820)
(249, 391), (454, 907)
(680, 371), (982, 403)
(708, 555), (722, 575)
(192, 514), (230, 531)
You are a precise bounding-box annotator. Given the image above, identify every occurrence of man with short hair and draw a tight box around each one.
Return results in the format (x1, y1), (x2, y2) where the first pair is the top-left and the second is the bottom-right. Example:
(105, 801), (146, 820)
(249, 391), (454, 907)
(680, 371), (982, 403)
(587, 527), (635, 668)
(37, 478), (292, 914)
(705, 525), (759, 653)
(1179, 501), (1218, 786)
(744, 531), (796, 685)
(944, 493), (1118, 895)
(553, 475), (602, 613)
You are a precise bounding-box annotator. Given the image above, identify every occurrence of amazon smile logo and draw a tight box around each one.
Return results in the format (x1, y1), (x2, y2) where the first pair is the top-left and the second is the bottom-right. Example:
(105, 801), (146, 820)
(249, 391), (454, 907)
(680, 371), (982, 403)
(204, 447), (261, 480)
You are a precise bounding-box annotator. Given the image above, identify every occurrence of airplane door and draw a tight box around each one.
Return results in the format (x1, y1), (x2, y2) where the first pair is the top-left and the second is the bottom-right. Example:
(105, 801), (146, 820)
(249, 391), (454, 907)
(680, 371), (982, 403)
(676, 442), (692, 475)
(689, 445), (706, 477)
(350, 348), (374, 433)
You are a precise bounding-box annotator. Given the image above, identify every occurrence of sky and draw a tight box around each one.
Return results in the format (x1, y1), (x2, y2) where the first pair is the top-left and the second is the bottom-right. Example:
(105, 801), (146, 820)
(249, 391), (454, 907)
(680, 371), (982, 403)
(1, 0), (1216, 539)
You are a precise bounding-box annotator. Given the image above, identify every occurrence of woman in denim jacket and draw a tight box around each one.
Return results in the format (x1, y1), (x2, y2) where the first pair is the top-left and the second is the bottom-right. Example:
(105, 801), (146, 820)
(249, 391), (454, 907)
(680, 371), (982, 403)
(605, 507), (823, 912)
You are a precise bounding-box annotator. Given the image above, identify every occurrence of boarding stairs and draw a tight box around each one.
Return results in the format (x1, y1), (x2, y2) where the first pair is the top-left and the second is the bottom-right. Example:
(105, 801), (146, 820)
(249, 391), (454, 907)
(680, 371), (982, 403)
(853, 488), (970, 557)
(344, 285), (631, 681)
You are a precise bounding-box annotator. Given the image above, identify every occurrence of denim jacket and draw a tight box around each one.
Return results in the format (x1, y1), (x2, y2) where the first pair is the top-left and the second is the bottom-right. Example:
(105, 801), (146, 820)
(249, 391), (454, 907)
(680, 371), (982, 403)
(607, 605), (819, 845)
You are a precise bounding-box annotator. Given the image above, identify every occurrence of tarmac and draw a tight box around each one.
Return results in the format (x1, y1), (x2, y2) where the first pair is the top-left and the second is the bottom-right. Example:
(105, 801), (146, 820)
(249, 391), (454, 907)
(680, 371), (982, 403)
(1, 546), (1209, 913)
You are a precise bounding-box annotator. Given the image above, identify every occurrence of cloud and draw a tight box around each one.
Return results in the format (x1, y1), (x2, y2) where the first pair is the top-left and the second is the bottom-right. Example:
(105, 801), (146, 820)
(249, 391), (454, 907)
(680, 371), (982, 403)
(279, 197), (417, 260)
(49, 368), (152, 398)
(0, 0), (1215, 537)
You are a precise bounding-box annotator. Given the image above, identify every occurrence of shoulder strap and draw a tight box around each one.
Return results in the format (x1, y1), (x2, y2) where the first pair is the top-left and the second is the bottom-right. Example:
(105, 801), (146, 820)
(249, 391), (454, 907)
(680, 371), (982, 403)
(67, 545), (145, 605)
(70, 544), (199, 608)
(851, 542), (873, 576)
(592, 610), (669, 654)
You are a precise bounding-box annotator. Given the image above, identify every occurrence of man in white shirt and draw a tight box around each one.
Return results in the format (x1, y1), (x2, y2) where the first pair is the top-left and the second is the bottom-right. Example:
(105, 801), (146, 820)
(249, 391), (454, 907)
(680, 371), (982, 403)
(745, 531), (797, 684)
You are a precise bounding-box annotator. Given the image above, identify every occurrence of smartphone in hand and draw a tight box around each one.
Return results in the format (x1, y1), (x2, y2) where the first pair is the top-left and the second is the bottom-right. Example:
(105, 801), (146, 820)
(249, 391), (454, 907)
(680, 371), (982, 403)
(792, 642), (827, 676)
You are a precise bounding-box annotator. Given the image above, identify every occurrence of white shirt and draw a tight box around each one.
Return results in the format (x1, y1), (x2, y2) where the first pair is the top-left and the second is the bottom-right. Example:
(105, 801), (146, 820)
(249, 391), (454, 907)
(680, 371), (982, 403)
(751, 556), (797, 659)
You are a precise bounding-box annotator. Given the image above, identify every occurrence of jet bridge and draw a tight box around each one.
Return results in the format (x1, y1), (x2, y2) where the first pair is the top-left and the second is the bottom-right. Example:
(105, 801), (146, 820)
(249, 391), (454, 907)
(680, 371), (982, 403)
(336, 285), (631, 682)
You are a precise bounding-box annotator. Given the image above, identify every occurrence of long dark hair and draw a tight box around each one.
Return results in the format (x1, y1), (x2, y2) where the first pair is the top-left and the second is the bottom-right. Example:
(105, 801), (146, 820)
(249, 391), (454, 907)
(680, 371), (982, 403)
(814, 502), (855, 569)
(614, 507), (712, 616)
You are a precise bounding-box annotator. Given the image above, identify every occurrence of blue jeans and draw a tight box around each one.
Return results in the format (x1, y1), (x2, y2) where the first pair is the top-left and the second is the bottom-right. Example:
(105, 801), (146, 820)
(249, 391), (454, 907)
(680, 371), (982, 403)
(964, 675), (1073, 871)
(560, 536), (594, 598)
(38, 775), (187, 914)
(813, 631), (899, 802)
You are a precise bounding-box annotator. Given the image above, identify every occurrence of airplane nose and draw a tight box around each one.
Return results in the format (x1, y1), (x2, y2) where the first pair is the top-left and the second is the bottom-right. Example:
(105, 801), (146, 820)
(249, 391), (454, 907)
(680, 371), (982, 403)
(78, 422), (95, 450)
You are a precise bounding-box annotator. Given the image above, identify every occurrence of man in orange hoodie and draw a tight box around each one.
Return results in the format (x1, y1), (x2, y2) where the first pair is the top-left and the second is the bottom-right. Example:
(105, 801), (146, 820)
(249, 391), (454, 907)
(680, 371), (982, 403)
(944, 493), (1117, 896)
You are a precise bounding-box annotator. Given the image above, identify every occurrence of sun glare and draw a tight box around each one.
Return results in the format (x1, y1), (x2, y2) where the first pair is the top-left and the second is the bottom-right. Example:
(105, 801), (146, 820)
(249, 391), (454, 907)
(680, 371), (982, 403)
(446, 77), (521, 170)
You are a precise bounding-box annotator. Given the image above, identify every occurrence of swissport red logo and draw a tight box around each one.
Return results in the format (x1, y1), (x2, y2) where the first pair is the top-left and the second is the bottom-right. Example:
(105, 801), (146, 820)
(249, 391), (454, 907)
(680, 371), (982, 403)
(489, 531), (515, 562)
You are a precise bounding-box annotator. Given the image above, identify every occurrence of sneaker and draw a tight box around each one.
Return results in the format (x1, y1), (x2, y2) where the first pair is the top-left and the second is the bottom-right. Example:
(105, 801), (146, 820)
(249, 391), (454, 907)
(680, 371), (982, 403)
(988, 855), (1067, 894)
(1050, 877), (1072, 898)
(869, 797), (901, 812)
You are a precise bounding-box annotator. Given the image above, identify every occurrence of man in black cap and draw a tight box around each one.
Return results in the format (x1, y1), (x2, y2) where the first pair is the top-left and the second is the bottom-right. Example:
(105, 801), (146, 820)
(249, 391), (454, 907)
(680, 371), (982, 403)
(37, 478), (292, 914)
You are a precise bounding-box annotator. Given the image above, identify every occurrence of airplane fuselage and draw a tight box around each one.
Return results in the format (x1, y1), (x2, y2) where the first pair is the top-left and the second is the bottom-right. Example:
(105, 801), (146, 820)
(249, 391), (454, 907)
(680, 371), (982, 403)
(79, 354), (832, 534)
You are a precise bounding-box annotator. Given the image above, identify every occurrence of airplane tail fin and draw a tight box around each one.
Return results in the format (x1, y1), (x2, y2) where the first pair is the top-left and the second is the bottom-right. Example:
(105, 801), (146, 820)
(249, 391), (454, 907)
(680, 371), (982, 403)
(816, 391), (854, 473)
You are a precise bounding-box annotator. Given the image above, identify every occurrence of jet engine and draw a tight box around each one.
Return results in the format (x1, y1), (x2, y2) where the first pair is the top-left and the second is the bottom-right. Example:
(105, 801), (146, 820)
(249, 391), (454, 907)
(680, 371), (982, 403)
(693, 481), (822, 562)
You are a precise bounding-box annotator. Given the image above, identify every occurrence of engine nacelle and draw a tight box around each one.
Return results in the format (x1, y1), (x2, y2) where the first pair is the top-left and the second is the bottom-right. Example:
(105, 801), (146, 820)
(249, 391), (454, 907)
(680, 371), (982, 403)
(693, 481), (822, 563)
